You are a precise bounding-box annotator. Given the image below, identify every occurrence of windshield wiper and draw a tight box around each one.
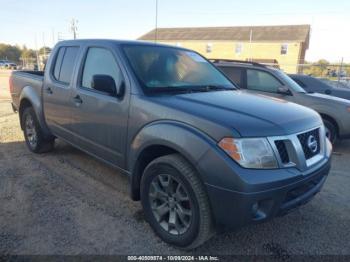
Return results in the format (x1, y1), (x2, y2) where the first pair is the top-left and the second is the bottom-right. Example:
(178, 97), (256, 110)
(202, 85), (236, 91)
(147, 85), (235, 95)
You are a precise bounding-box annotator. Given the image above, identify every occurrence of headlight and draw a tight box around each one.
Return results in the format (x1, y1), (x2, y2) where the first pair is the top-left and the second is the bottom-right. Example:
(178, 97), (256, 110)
(218, 137), (278, 169)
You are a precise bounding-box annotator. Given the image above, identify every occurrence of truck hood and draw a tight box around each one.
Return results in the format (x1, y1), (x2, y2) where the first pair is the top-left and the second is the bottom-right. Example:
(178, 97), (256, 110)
(157, 90), (322, 137)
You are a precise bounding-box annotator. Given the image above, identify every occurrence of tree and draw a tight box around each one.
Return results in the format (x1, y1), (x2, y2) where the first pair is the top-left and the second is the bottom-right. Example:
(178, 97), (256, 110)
(38, 46), (52, 55)
(0, 44), (21, 62)
(21, 45), (36, 60)
(303, 59), (330, 77)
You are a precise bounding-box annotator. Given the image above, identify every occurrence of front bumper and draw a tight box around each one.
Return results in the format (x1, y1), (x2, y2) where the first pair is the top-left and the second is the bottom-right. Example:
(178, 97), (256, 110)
(205, 159), (330, 229)
(196, 140), (332, 229)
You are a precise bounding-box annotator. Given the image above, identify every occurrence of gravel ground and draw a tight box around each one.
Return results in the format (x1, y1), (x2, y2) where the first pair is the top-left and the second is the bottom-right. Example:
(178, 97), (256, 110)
(0, 71), (350, 256)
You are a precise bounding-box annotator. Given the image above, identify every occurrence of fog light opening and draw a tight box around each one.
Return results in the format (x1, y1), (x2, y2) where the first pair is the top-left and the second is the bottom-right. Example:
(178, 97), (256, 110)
(251, 199), (274, 221)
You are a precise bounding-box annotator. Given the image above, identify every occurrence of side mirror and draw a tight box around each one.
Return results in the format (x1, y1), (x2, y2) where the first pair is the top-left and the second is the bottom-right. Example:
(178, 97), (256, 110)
(92, 75), (117, 96)
(277, 86), (292, 96)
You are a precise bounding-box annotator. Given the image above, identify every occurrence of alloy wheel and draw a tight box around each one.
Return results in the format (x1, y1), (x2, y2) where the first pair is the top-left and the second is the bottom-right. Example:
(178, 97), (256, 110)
(149, 174), (193, 235)
(25, 114), (38, 148)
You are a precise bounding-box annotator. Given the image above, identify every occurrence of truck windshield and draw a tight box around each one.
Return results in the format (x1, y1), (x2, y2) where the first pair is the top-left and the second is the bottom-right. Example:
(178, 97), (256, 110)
(122, 45), (235, 93)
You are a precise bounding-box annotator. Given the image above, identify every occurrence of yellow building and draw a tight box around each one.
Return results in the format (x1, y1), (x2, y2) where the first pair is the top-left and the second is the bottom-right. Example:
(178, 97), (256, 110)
(139, 25), (310, 73)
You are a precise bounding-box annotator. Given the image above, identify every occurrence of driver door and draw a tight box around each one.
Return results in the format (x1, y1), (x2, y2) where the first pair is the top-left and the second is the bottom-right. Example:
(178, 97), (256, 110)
(70, 46), (129, 168)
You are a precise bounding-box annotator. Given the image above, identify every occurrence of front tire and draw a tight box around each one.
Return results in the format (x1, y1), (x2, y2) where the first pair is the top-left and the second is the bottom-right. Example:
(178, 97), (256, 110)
(141, 154), (214, 249)
(22, 107), (54, 153)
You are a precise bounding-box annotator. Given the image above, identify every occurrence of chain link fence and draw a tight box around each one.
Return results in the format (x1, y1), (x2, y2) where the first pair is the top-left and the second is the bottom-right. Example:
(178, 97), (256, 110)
(260, 62), (350, 88)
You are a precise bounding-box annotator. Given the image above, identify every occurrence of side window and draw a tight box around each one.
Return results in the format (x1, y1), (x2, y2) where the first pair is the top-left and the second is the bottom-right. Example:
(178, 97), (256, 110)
(82, 47), (122, 90)
(59, 47), (79, 84)
(292, 78), (307, 88)
(53, 47), (65, 80)
(220, 67), (243, 87)
(247, 69), (281, 93)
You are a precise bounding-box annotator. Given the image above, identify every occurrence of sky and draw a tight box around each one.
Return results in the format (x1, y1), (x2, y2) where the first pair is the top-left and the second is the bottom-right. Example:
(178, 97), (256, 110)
(0, 0), (349, 62)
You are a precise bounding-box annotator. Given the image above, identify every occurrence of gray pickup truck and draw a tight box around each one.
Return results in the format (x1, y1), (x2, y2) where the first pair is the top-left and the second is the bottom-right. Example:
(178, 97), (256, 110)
(214, 59), (350, 143)
(10, 40), (332, 249)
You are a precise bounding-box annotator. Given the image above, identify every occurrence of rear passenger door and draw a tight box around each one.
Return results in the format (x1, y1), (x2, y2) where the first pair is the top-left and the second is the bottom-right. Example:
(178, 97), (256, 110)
(70, 46), (129, 168)
(43, 46), (80, 139)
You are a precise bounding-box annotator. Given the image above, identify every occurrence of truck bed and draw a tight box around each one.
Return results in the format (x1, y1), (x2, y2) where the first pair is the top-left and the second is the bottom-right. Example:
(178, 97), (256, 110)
(10, 70), (44, 111)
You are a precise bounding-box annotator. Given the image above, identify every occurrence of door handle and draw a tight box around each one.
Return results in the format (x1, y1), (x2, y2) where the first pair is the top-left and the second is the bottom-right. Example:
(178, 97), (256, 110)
(73, 95), (83, 106)
(46, 87), (53, 94)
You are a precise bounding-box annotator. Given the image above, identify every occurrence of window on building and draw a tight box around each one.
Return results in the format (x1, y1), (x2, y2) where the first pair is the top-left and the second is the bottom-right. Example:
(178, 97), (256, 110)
(206, 43), (213, 53)
(235, 43), (243, 55)
(281, 44), (288, 55)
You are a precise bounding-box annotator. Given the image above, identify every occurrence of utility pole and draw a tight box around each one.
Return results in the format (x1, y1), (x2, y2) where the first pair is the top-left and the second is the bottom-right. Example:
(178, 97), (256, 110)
(52, 28), (55, 46)
(338, 57), (344, 83)
(70, 18), (78, 40)
(154, 0), (158, 43)
(34, 35), (40, 71)
(42, 32), (46, 58)
(248, 29), (253, 62)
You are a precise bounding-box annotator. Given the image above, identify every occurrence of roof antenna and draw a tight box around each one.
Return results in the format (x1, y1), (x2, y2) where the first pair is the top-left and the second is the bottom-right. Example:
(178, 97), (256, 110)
(154, 0), (158, 43)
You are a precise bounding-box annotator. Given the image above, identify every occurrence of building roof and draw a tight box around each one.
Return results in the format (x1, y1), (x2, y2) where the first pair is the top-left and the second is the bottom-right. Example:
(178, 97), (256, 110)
(139, 25), (310, 44)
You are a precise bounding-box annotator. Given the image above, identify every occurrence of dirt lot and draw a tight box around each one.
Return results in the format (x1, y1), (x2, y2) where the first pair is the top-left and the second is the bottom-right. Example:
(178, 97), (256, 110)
(0, 70), (350, 256)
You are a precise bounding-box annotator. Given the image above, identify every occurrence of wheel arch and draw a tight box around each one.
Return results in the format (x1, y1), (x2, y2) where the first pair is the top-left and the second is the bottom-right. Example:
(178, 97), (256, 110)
(319, 113), (339, 137)
(18, 86), (52, 137)
(128, 121), (215, 201)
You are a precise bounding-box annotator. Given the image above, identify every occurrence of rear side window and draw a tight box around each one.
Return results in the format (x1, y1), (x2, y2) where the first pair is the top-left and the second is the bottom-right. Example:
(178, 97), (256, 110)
(53, 47), (65, 80)
(59, 47), (79, 84)
(219, 66), (243, 87)
(247, 69), (281, 93)
(81, 47), (122, 89)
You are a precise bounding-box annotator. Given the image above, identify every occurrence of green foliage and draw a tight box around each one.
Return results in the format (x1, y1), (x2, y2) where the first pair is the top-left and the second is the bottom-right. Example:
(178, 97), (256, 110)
(38, 46), (52, 55)
(21, 45), (37, 61)
(0, 43), (22, 62)
(302, 59), (349, 77)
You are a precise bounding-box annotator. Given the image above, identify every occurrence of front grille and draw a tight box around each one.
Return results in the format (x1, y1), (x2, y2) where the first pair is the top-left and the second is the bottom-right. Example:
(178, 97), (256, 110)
(275, 140), (289, 164)
(297, 128), (320, 160)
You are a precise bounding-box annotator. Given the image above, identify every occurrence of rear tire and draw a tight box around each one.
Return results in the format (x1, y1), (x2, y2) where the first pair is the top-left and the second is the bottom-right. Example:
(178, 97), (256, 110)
(141, 154), (214, 249)
(22, 107), (54, 153)
(323, 119), (337, 144)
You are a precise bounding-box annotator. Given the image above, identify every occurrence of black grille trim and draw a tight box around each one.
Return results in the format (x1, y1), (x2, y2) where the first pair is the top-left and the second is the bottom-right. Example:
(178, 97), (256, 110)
(283, 174), (325, 204)
(275, 140), (290, 164)
(297, 128), (320, 160)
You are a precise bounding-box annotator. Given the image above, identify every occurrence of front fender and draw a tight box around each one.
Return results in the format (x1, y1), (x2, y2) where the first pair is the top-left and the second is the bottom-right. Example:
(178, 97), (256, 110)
(19, 86), (51, 137)
(128, 120), (217, 171)
(128, 120), (218, 199)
